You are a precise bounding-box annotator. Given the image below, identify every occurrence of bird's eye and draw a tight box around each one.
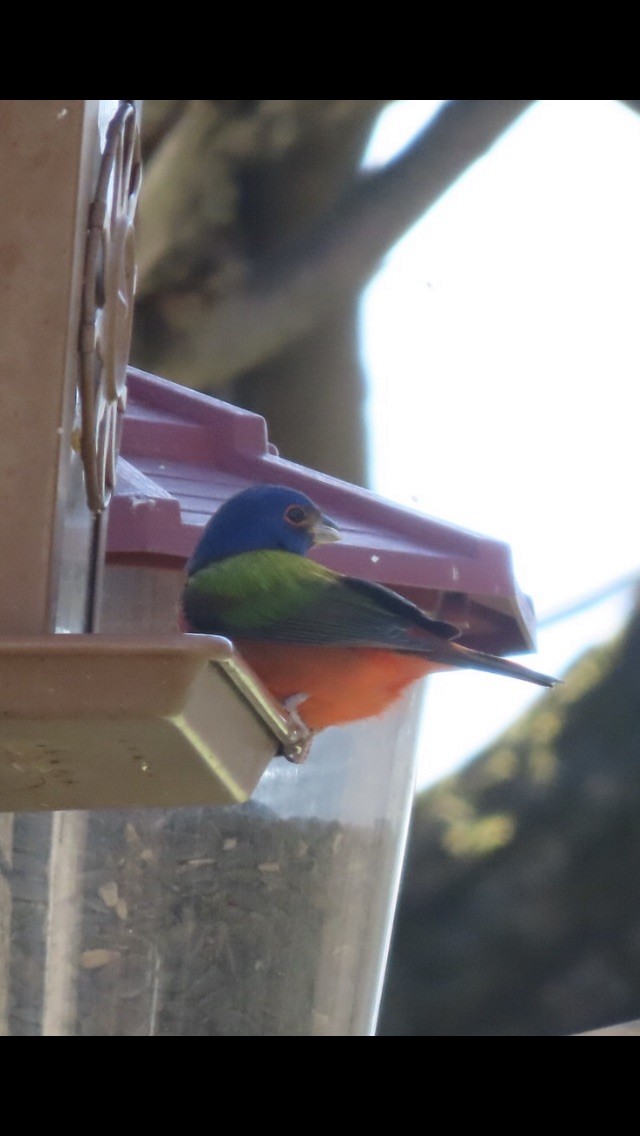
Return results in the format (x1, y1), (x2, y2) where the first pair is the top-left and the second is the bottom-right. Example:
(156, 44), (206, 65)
(285, 504), (308, 526)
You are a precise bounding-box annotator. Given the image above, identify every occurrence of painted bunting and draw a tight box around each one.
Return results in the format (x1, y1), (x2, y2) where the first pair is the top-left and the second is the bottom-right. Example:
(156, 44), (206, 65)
(181, 484), (559, 761)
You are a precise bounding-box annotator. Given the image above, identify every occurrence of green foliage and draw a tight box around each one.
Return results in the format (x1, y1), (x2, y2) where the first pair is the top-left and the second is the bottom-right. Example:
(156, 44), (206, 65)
(379, 616), (640, 1036)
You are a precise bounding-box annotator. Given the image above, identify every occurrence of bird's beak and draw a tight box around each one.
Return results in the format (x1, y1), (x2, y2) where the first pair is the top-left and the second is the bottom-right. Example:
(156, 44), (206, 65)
(311, 513), (341, 545)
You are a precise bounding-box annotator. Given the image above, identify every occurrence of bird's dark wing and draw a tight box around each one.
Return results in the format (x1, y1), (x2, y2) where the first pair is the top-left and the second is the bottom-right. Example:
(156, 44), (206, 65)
(341, 577), (461, 640)
(223, 573), (462, 653)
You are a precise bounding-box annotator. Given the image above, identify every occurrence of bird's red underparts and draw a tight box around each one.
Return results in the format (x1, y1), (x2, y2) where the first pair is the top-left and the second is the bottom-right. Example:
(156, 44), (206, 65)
(235, 640), (450, 732)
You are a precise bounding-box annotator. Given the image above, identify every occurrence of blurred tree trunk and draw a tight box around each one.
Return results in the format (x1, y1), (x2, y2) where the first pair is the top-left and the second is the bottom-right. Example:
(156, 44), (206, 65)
(132, 100), (387, 484)
(131, 100), (533, 485)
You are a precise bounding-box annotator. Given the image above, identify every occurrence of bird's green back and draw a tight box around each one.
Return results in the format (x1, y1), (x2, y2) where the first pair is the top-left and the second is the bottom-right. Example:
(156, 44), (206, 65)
(183, 550), (338, 636)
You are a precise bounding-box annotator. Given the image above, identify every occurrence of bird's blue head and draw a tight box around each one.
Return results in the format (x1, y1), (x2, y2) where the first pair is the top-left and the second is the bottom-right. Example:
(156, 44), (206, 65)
(186, 484), (341, 575)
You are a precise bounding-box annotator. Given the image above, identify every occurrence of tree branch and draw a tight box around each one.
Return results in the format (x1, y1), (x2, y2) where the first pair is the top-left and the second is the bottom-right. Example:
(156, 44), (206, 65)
(139, 100), (535, 389)
(135, 100), (392, 298)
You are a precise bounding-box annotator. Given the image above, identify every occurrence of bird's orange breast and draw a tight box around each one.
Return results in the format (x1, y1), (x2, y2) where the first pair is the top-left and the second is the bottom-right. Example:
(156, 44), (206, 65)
(235, 640), (449, 731)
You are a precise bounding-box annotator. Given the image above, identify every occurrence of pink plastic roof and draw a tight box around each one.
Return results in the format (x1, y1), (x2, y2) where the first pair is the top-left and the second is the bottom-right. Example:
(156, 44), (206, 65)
(107, 367), (538, 654)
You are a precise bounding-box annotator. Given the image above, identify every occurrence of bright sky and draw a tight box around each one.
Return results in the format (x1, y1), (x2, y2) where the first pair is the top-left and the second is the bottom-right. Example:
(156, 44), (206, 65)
(361, 100), (640, 792)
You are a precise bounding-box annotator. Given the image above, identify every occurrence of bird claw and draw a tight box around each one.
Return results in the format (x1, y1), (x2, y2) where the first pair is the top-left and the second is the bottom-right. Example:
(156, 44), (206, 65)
(278, 693), (313, 764)
(283, 692), (309, 714)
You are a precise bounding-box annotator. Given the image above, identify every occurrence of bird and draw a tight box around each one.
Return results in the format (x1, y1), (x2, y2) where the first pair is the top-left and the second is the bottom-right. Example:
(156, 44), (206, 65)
(180, 484), (560, 762)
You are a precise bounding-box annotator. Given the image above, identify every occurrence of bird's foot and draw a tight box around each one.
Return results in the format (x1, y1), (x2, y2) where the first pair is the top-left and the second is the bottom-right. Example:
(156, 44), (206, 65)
(279, 693), (313, 764)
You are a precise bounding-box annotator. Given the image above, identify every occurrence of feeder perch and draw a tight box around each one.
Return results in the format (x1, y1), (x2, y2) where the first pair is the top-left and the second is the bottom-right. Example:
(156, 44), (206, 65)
(0, 635), (309, 812)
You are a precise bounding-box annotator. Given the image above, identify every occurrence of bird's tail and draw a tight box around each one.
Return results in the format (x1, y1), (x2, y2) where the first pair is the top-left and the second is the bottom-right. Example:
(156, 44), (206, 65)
(447, 642), (561, 688)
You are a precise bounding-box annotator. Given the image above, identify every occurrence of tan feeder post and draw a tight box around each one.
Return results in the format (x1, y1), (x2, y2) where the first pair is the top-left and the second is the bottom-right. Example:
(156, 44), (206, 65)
(0, 100), (141, 1034)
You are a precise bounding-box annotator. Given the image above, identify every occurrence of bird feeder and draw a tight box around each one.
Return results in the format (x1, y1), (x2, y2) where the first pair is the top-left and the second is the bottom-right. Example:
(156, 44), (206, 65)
(58, 364), (539, 1038)
(0, 100), (544, 1037)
